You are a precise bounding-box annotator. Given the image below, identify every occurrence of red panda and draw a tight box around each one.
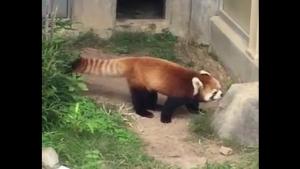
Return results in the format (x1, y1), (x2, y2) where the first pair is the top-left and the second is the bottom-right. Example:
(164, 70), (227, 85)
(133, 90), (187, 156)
(72, 56), (223, 123)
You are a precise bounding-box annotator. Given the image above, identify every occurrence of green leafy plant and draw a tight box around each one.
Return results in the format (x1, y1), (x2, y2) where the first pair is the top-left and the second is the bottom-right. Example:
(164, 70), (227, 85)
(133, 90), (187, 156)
(189, 112), (216, 139)
(42, 36), (87, 131)
(202, 162), (234, 169)
(66, 30), (107, 49)
(61, 97), (136, 143)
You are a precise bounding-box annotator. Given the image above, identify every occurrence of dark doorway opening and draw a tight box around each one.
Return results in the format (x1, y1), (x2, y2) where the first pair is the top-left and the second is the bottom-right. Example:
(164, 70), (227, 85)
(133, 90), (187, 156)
(117, 0), (166, 19)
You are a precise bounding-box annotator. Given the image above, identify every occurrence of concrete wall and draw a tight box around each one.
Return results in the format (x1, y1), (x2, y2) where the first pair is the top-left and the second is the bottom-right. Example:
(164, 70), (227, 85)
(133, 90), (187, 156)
(69, 0), (217, 41)
(71, 0), (193, 39)
(168, 0), (191, 38)
(71, 0), (117, 38)
(210, 16), (258, 82)
(168, 0), (220, 42)
(189, 0), (219, 45)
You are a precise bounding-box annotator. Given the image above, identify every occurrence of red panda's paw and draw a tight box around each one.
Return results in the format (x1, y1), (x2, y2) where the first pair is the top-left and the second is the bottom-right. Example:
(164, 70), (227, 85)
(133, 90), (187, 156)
(138, 111), (154, 118)
(161, 117), (172, 123)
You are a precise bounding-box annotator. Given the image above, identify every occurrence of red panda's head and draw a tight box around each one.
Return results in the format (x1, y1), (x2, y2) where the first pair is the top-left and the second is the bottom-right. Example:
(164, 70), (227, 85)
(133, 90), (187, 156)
(192, 70), (223, 102)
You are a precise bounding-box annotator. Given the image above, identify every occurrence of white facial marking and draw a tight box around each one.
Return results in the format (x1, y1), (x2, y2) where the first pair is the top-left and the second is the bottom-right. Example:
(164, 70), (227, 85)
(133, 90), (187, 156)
(213, 90), (223, 100)
(203, 89), (216, 101)
(203, 89), (223, 101)
(200, 70), (211, 75)
(204, 93), (213, 101)
(192, 77), (203, 95)
(216, 80), (221, 89)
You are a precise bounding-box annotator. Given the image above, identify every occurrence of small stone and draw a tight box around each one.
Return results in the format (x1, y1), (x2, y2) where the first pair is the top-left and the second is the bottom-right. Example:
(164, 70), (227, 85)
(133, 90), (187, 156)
(199, 157), (207, 164)
(168, 154), (181, 158)
(42, 147), (59, 169)
(219, 146), (233, 156)
(58, 165), (70, 169)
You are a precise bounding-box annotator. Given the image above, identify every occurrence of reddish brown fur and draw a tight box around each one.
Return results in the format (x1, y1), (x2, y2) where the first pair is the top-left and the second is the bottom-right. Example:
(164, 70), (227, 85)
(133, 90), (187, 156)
(73, 56), (220, 101)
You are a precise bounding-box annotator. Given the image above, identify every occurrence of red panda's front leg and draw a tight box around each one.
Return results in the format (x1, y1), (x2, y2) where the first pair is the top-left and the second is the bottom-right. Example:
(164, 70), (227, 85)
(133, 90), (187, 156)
(160, 97), (187, 123)
(185, 100), (200, 114)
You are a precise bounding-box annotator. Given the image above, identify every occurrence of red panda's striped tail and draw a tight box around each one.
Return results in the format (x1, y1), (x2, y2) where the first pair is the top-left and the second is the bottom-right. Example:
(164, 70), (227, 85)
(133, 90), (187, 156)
(72, 57), (127, 77)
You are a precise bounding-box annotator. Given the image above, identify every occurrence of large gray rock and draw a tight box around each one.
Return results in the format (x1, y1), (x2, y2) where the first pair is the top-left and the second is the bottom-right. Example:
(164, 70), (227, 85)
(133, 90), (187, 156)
(212, 82), (258, 146)
(57, 166), (70, 169)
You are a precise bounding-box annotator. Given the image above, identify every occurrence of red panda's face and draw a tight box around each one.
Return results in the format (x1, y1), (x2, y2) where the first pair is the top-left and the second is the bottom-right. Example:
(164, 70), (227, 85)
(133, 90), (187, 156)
(192, 70), (223, 102)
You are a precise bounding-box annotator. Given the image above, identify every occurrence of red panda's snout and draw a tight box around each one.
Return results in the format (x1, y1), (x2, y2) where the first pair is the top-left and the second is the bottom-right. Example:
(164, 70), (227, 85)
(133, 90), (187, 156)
(208, 89), (223, 101)
(199, 88), (223, 102)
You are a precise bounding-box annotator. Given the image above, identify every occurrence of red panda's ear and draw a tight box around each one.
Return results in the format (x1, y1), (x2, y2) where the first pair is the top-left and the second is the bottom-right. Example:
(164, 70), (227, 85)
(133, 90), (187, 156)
(200, 70), (211, 75)
(192, 77), (203, 95)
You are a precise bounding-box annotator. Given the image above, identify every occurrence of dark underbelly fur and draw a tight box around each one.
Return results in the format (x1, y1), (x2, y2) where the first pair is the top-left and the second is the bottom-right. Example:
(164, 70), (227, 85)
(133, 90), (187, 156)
(129, 88), (200, 123)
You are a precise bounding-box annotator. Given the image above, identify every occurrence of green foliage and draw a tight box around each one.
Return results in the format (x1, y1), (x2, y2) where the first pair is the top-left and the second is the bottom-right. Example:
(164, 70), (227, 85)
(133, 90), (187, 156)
(235, 148), (258, 169)
(107, 31), (177, 61)
(54, 18), (75, 32)
(201, 162), (234, 169)
(66, 30), (107, 49)
(62, 97), (137, 143)
(65, 30), (178, 61)
(42, 36), (87, 131)
(189, 112), (216, 139)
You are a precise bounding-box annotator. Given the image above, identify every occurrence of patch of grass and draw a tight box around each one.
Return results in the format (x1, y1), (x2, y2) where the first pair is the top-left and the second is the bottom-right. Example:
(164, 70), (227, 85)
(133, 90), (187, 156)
(192, 148), (258, 169)
(237, 148), (258, 169)
(67, 30), (178, 61)
(65, 30), (178, 61)
(190, 111), (258, 152)
(65, 30), (108, 50)
(207, 48), (219, 62)
(189, 111), (216, 139)
(190, 162), (237, 169)
(224, 78), (234, 91)
(185, 61), (195, 67)
(189, 111), (258, 169)
(201, 162), (234, 169)
(221, 139), (251, 153)
(106, 31), (178, 61)
(43, 98), (176, 169)
(204, 148), (258, 169)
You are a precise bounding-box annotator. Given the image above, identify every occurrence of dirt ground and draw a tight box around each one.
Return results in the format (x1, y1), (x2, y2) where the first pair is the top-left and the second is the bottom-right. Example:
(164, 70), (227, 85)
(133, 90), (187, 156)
(80, 46), (239, 169)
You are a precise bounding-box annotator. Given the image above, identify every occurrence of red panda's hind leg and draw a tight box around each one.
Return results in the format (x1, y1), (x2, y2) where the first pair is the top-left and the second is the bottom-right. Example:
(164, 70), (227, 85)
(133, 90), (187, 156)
(129, 87), (154, 118)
